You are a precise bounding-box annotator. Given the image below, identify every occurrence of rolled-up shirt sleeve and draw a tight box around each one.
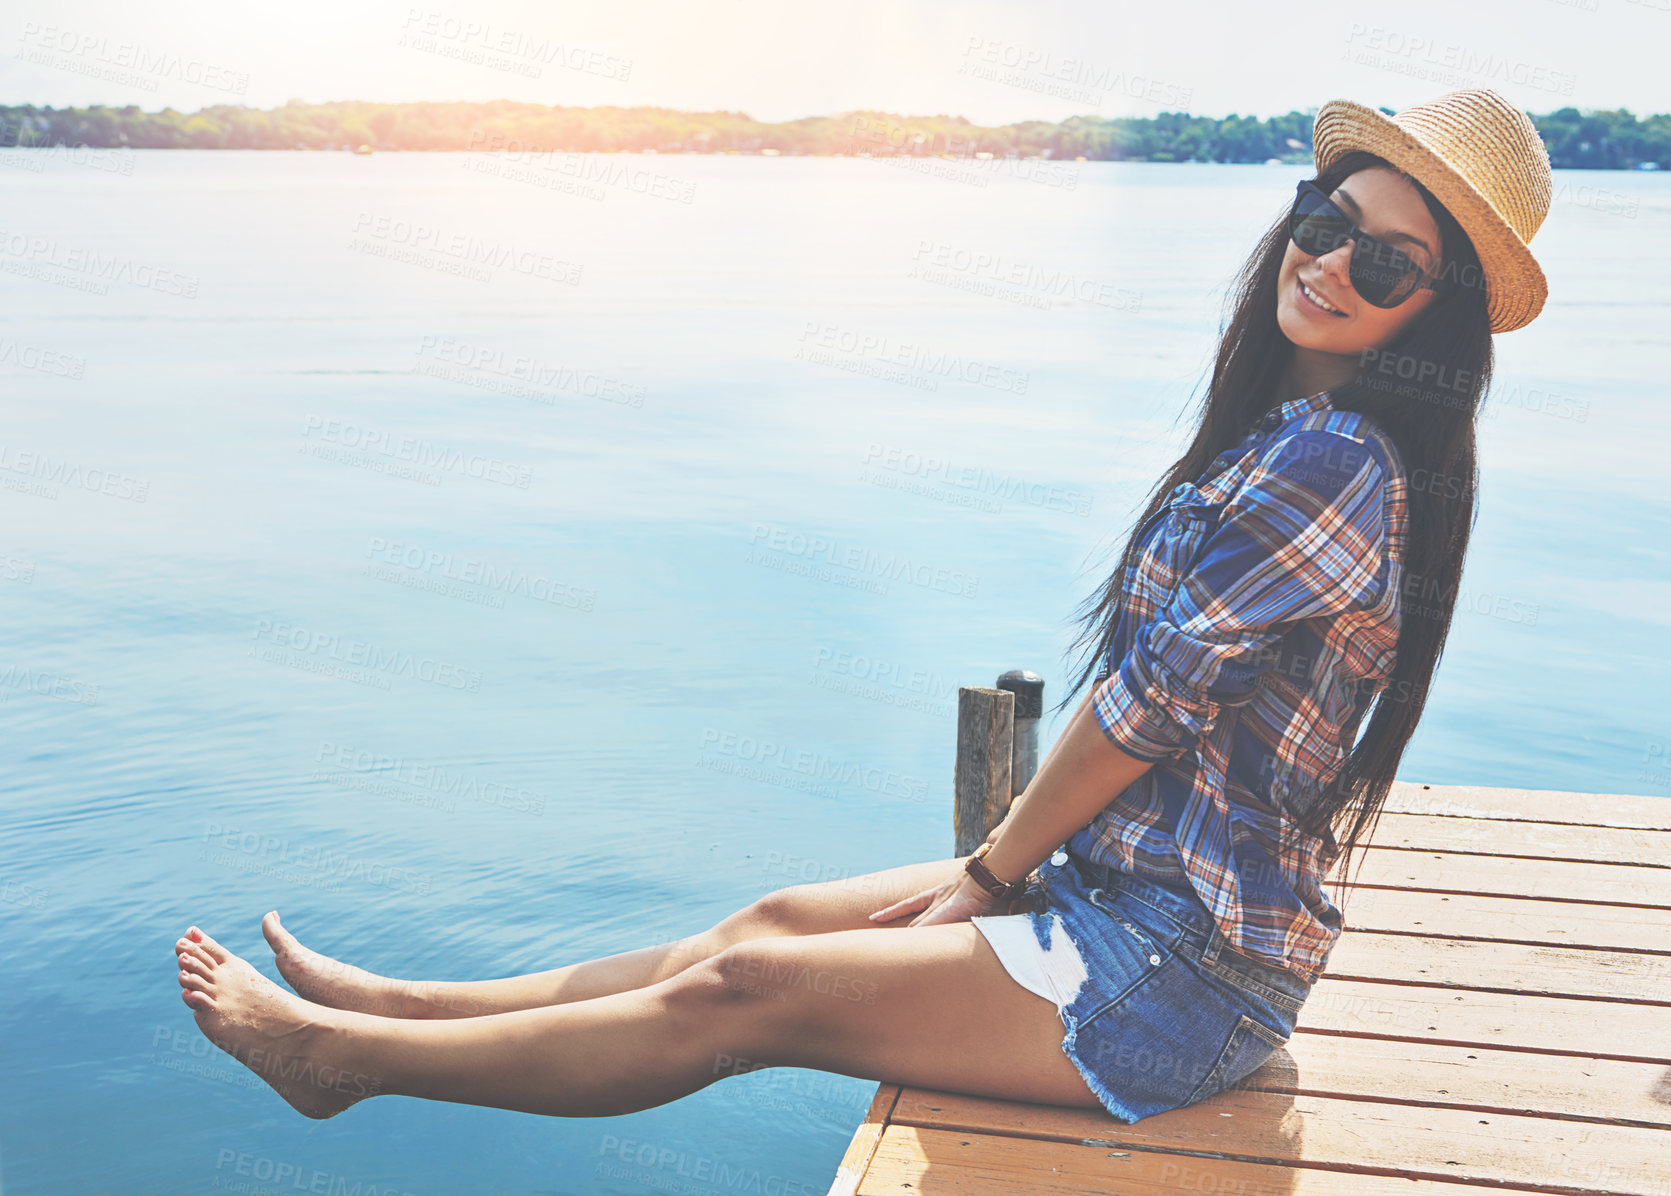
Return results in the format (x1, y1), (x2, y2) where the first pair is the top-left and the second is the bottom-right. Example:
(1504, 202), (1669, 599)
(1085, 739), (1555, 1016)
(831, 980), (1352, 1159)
(1094, 429), (1391, 762)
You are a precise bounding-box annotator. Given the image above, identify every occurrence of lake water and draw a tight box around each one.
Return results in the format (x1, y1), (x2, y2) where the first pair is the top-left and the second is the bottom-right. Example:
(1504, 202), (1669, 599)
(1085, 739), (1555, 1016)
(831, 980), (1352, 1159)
(0, 149), (1666, 1194)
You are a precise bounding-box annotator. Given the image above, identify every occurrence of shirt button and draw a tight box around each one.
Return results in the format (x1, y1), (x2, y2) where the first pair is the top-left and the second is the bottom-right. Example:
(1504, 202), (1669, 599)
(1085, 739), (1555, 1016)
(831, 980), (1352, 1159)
(1050, 850), (1068, 866)
(1149, 954), (1161, 966)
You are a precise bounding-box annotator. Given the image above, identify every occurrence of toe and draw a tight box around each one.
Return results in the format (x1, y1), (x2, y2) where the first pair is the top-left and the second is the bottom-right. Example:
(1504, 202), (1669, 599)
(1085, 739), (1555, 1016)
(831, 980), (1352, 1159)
(179, 952), (213, 979)
(179, 941), (216, 968)
(180, 970), (213, 994)
(187, 927), (230, 964)
(262, 910), (296, 955)
(181, 988), (214, 1012)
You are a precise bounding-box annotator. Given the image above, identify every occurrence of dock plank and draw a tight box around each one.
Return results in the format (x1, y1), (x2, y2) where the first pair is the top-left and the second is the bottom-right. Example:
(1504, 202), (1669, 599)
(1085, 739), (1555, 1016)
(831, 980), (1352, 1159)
(827, 1084), (899, 1196)
(1369, 813), (1670, 866)
(1338, 887), (1671, 953)
(1322, 931), (1671, 1003)
(1349, 847), (1671, 906)
(1239, 1035), (1671, 1128)
(887, 1089), (1671, 1194)
(1299, 978), (1671, 1060)
(859, 1125), (1567, 1195)
(1383, 784), (1671, 831)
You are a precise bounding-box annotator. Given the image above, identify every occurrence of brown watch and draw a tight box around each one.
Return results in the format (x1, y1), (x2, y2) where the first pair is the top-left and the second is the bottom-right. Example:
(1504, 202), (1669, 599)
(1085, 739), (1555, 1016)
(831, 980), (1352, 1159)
(965, 842), (1027, 902)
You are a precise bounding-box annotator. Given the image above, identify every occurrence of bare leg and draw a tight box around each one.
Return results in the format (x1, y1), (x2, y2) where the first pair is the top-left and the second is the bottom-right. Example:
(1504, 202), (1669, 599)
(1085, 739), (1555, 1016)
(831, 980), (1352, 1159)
(261, 855), (970, 1019)
(174, 909), (1099, 1121)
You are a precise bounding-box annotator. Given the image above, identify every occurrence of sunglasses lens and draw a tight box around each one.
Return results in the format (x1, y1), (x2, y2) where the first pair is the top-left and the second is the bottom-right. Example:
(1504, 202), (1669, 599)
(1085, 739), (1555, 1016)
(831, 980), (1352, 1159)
(1349, 237), (1424, 307)
(1290, 193), (1349, 258)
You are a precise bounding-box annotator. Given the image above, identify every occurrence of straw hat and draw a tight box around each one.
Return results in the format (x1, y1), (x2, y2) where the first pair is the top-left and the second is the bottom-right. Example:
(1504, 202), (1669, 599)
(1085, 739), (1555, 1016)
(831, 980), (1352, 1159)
(1310, 88), (1553, 334)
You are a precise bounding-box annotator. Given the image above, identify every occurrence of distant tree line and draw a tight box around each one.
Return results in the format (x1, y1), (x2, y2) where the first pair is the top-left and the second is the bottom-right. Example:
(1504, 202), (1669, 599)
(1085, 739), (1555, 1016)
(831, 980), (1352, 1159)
(0, 99), (1663, 169)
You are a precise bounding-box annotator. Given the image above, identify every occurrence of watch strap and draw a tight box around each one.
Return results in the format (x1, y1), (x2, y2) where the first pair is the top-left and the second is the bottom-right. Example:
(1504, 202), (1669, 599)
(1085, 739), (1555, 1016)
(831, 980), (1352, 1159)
(966, 842), (1025, 901)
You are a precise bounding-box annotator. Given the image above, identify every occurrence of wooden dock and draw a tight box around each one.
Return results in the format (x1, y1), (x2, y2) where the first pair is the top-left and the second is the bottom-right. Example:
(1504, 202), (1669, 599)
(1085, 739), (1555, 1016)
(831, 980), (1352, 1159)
(826, 781), (1671, 1195)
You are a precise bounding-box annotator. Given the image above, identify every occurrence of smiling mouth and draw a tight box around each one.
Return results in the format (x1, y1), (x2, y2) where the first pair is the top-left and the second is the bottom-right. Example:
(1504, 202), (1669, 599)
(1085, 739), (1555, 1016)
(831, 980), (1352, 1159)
(1297, 277), (1347, 317)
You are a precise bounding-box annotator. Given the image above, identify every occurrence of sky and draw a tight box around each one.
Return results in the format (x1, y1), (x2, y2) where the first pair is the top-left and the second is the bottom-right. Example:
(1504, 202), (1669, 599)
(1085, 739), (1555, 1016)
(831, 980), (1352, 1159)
(0, 0), (1660, 123)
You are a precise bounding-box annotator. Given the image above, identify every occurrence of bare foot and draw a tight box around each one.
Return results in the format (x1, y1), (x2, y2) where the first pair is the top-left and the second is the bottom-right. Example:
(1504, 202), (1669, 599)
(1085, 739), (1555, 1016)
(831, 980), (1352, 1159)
(259, 911), (430, 1018)
(175, 925), (378, 1119)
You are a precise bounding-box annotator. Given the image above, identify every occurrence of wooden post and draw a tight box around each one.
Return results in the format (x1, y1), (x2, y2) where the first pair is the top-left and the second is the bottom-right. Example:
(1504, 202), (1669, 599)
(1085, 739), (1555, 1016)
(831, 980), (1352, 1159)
(953, 686), (1013, 857)
(997, 669), (1044, 799)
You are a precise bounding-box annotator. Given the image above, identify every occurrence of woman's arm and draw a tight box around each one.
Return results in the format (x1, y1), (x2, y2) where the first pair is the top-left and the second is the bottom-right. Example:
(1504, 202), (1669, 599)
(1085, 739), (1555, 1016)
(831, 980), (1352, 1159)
(980, 686), (1095, 848)
(977, 688), (1155, 888)
(871, 684), (1153, 927)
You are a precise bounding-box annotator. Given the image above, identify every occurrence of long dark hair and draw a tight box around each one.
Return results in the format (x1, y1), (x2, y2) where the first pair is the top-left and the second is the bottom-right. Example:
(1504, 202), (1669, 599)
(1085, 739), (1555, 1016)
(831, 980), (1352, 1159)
(1062, 149), (1494, 906)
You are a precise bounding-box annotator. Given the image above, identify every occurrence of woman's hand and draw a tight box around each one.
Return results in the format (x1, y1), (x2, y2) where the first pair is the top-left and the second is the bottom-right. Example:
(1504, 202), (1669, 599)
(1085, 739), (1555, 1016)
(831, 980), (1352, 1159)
(867, 868), (1009, 928)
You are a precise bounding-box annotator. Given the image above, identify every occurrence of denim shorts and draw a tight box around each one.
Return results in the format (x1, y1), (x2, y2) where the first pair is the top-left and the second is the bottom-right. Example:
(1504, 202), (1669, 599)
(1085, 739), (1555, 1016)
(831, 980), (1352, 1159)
(1003, 848), (1314, 1122)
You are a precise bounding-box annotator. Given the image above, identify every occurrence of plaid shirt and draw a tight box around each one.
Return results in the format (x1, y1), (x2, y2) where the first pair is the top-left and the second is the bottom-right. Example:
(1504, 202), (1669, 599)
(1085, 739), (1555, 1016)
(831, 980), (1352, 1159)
(1068, 388), (1407, 984)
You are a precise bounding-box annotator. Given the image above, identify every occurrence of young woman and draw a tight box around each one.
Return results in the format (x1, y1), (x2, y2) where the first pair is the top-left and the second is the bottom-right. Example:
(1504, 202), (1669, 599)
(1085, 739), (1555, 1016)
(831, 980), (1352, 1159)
(173, 88), (1554, 1124)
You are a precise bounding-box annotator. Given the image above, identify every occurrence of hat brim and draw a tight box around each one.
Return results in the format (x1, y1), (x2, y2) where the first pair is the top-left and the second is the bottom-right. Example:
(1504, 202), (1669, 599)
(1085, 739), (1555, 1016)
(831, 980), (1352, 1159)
(1311, 98), (1547, 335)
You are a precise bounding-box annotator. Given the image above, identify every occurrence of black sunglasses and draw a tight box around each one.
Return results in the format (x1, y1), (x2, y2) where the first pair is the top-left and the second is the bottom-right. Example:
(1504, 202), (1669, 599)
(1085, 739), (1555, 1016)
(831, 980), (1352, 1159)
(1287, 180), (1449, 309)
